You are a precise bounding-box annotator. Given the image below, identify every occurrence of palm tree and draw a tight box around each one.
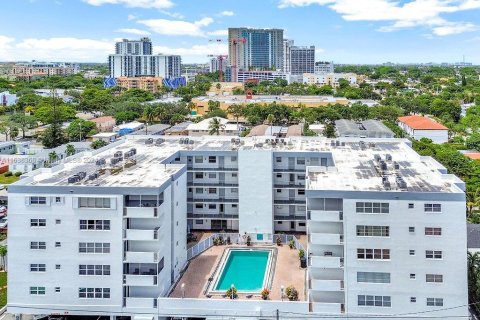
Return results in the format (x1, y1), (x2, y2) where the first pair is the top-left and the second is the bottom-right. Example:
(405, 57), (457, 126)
(266, 114), (275, 136)
(49, 151), (58, 164)
(227, 104), (243, 136)
(0, 245), (7, 271)
(65, 144), (76, 157)
(468, 252), (480, 314)
(208, 118), (225, 136)
(143, 105), (156, 134)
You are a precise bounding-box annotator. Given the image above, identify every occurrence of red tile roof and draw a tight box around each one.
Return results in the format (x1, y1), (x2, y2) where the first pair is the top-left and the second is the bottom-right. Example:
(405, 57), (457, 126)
(398, 115), (448, 130)
(465, 153), (480, 160)
(91, 116), (115, 124)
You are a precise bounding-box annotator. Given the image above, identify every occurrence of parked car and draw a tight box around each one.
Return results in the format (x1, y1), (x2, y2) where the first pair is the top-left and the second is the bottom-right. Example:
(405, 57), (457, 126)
(0, 217), (7, 228)
(0, 206), (7, 214)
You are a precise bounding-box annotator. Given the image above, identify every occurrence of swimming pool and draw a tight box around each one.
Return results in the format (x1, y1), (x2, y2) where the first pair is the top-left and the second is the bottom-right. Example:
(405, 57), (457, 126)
(213, 248), (274, 292)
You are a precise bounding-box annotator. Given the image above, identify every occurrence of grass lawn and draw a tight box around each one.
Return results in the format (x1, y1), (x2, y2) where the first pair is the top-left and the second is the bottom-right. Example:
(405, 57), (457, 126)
(0, 272), (6, 307)
(0, 175), (19, 185)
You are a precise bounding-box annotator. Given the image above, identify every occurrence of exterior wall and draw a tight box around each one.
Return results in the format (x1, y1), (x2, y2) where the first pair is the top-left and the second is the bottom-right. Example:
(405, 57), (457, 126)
(238, 149), (273, 234)
(398, 122), (448, 144)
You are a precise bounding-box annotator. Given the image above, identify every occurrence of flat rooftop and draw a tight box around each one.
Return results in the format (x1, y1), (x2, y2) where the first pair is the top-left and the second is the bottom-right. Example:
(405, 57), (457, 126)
(13, 136), (464, 193)
(194, 95), (348, 104)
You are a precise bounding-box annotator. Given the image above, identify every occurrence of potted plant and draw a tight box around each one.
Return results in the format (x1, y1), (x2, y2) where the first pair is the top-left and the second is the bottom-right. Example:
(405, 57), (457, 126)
(226, 236), (231, 245)
(246, 235), (252, 246)
(288, 239), (295, 249)
(226, 287), (238, 299)
(299, 249), (307, 268)
(261, 288), (270, 300)
(219, 235), (224, 245)
(276, 235), (282, 246)
(213, 237), (219, 246)
(285, 286), (299, 301)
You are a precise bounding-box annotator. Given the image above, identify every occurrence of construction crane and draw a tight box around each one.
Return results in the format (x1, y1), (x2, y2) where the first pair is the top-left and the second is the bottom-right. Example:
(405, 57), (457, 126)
(207, 54), (228, 82)
(209, 38), (247, 82)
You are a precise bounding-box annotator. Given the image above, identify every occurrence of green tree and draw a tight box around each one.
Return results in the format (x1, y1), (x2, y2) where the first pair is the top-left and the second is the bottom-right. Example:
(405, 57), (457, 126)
(34, 104), (76, 124)
(266, 114), (275, 136)
(49, 151), (58, 163)
(208, 117), (225, 136)
(323, 123), (336, 138)
(466, 133), (480, 151)
(0, 245), (7, 271)
(66, 119), (96, 141)
(80, 88), (113, 111)
(350, 102), (370, 121)
(66, 144), (76, 156)
(91, 140), (108, 150)
(10, 113), (37, 138)
(42, 123), (66, 148)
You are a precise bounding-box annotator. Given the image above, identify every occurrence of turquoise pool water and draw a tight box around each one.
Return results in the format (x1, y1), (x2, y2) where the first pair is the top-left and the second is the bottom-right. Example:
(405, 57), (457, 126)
(215, 250), (270, 291)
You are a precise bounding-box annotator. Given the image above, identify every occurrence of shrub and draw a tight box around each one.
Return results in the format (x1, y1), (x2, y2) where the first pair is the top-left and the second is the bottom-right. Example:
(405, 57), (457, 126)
(299, 249), (305, 259)
(14, 171), (22, 177)
(4, 172), (12, 177)
(261, 288), (270, 300)
(285, 286), (299, 301)
(213, 237), (220, 246)
(288, 239), (296, 249)
(226, 287), (237, 299)
(246, 235), (251, 246)
(276, 235), (282, 246)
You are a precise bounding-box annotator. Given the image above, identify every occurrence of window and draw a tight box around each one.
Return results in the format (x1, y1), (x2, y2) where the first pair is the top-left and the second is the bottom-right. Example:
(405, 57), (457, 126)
(195, 220), (203, 224)
(427, 298), (443, 306)
(29, 196), (47, 205)
(299, 222), (306, 227)
(78, 197), (111, 209)
(231, 188), (237, 193)
(276, 157), (282, 163)
(195, 188), (203, 194)
(55, 197), (63, 203)
(232, 173), (238, 177)
(425, 204), (441, 212)
(79, 242), (110, 253)
(208, 204), (216, 209)
(409, 227), (415, 233)
(30, 219), (46, 227)
(231, 156), (237, 162)
(208, 156), (216, 163)
(232, 204), (238, 208)
(357, 272), (391, 283)
(30, 241), (46, 250)
(297, 175), (306, 180)
(79, 220), (110, 230)
(411, 297), (416, 303)
(426, 250), (442, 259)
(408, 203), (414, 209)
(194, 156), (203, 163)
(276, 173), (282, 178)
(30, 287), (46, 295)
(208, 173), (216, 179)
(298, 189), (305, 195)
(195, 203), (203, 209)
(357, 248), (390, 260)
(409, 250), (415, 256)
(356, 202), (389, 213)
(358, 295), (391, 307)
(55, 219), (61, 225)
(296, 158), (305, 165)
(276, 189), (282, 193)
(426, 274), (443, 283)
(55, 287), (61, 293)
(30, 264), (46, 272)
(55, 242), (61, 248)
(79, 265), (111, 276)
(56, 265), (61, 270)
(195, 173), (203, 179)
(356, 226), (389, 237)
(410, 274), (416, 280)
(78, 288), (110, 299)
(425, 227), (442, 236)
(208, 188), (217, 194)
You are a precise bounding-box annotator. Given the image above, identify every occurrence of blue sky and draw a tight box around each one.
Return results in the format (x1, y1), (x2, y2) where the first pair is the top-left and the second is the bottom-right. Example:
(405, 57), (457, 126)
(1, 0), (480, 64)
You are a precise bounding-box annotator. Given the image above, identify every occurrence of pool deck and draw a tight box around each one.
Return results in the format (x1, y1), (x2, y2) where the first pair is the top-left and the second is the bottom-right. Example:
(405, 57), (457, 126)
(170, 243), (307, 301)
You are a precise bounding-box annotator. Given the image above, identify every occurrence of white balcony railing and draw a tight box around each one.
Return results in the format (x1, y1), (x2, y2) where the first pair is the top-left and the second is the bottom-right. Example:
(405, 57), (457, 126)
(124, 297), (157, 309)
(311, 302), (345, 314)
(310, 233), (343, 245)
(124, 251), (161, 263)
(124, 229), (157, 241)
(310, 279), (344, 291)
(309, 210), (343, 222)
(123, 206), (159, 218)
(310, 256), (344, 268)
(124, 275), (157, 286)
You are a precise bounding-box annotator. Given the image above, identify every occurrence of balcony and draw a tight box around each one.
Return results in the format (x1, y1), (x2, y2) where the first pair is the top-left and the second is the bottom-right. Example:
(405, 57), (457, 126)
(124, 297), (157, 309)
(124, 274), (158, 286)
(124, 251), (161, 263)
(311, 302), (345, 314)
(310, 279), (344, 291)
(124, 228), (159, 241)
(309, 210), (343, 222)
(123, 206), (159, 218)
(310, 256), (344, 268)
(310, 233), (343, 245)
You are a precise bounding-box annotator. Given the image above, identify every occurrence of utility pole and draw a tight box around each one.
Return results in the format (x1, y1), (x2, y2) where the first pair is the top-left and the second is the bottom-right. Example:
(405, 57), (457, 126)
(276, 309), (279, 320)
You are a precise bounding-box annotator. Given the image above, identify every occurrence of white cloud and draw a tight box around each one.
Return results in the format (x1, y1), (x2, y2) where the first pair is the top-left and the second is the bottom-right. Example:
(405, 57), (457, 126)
(160, 10), (185, 19)
(207, 29), (228, 36)
(220, 10), (235, 16)
(127, 14), (136, 21)
(115, 28), (151, 35)
(0, 37), (112, 62)
(278, 0), (480, 36)
(138, 17), (214, 36)
(83, 0), (173, 9)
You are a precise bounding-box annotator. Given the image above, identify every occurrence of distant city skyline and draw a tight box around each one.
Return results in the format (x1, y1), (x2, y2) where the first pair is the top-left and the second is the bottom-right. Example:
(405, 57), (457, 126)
(1, 0), (480, 64)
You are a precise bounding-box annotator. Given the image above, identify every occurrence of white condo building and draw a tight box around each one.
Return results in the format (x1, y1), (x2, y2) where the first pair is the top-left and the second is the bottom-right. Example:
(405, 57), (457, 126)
(7, 136), (468, 320)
